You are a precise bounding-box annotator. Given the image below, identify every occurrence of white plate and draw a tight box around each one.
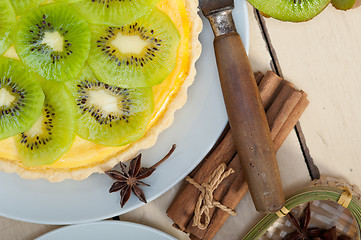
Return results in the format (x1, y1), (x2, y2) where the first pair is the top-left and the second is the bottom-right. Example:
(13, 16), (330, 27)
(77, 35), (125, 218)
(35, 221), (176, 240)
(0, 0), (249, 224)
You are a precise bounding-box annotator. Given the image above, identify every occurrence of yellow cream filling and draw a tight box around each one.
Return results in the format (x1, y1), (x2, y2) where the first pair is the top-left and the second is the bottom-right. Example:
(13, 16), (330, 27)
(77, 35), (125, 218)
(0, 0), (191, 169)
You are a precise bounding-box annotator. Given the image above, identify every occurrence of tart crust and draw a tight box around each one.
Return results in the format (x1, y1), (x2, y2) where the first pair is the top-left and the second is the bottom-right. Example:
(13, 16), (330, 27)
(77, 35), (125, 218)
(0, 0), (202, 182)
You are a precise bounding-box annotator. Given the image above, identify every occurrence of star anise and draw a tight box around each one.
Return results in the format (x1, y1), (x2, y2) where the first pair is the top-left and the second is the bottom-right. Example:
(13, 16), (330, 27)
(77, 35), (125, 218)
(105, 144), (176, 208)
(283, 203), (352, 240)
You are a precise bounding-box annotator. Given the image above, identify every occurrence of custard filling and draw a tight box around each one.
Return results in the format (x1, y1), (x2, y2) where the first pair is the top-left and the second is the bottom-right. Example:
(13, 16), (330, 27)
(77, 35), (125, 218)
(0, 0), (191, 169)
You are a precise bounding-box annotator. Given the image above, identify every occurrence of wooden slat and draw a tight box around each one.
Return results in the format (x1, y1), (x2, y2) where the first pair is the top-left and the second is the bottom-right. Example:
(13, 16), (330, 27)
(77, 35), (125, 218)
(263, 5), (361, 185)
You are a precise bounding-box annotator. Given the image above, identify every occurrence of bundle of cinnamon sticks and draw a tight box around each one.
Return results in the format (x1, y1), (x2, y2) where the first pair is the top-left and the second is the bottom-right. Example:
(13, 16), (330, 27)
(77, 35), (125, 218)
(167, 71), (309, 240)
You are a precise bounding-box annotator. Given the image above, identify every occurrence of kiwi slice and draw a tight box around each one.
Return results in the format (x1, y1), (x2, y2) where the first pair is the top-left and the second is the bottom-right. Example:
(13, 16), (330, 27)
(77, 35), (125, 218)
(62, 0), (82, 2)
(71, 0), (160, 27)
(0, 57), (44, 140)
(248, 0), (331, 22)
(332, 0), (361, 10)
(15, 3), (91, 82)
(16, 80), (76, 166)
(87, 8), (180, 88)
(9, 0), (44, 16)
(0, 0), (16, 55)
(66, 66), (154, 147)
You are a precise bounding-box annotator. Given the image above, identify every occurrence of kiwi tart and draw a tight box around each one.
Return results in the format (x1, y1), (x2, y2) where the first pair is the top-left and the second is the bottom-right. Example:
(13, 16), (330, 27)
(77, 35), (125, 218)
(0, 0), (202, 182)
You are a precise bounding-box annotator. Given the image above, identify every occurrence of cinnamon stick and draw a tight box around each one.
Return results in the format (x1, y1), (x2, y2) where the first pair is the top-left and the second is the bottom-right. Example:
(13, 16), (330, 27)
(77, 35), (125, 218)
(254, 71), (264, 85)
(266, 81), (294, 128)
(273, 91), (309, 151)
(267, 81), (303, 140)
(167, 71), (309, 240)
(258, 71), (283, 110)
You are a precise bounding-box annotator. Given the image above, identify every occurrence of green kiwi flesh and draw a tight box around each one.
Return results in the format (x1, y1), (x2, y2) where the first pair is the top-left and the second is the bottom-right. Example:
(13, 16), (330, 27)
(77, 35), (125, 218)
(0, 57), (44, 140)
(66, 66), (154, 147)
(9, 0), (44, 16)
(248, 0), (331, 22)
(88, 8), (180, 88)
(332, 0), (361, 10)
(71, 0), (160, 27)
(16, 80), (76, 166)
(15, 3), (91, 82)
(61, 0), (82, 2)
(0, 0), (16, 55)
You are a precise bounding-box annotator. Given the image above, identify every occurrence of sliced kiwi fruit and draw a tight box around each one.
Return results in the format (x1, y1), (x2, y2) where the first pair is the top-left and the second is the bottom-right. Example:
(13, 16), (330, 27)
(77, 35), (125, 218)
(66, 66), (154, 147)
(0, 57), (44, 140)
(71, 0), (160, 27)
(61, 0), (82, 2)
(9, 0), (45, 16)
(15, 3), (91, 82)
(0, 0), (16, 55)
(87, 8), (180, 88)
(332, 0), (361, 10)
(248, 0), (331, 22)
(16, 80), (76, 166)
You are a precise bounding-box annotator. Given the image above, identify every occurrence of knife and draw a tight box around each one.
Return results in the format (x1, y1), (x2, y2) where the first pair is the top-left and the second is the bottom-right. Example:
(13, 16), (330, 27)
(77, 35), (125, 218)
(199, 0), (285, 212)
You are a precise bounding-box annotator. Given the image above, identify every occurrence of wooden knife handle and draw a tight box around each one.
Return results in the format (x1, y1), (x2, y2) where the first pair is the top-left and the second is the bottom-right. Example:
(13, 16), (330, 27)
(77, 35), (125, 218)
(214, 32), (285, 212)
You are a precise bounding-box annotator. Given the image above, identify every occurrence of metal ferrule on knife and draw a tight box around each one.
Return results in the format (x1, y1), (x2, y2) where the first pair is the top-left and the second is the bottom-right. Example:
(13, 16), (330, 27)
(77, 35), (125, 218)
(207, 9), (237, 37)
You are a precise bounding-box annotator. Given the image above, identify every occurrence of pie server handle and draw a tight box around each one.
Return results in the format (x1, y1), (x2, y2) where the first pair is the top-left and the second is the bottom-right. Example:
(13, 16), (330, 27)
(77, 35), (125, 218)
(212, 18), (285, 213)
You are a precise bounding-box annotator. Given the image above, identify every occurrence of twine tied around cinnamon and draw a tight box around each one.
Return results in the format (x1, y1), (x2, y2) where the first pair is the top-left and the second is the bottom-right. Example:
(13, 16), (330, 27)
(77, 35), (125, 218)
(185, 163), (236, 230)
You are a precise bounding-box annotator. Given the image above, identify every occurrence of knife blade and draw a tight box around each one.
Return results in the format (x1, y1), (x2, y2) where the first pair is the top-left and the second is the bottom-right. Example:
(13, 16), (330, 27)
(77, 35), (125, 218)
(199, 0), (285, 212)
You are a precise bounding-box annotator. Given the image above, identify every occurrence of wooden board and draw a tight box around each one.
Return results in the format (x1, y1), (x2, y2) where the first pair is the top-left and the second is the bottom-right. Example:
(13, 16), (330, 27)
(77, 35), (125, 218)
(263, 5), (361, 185)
